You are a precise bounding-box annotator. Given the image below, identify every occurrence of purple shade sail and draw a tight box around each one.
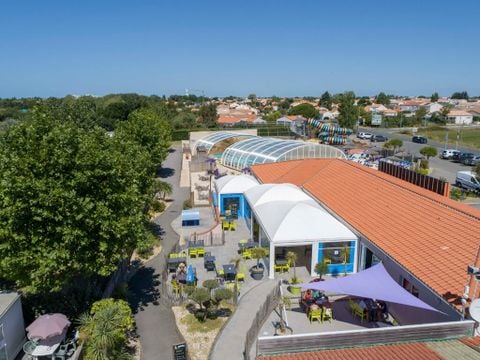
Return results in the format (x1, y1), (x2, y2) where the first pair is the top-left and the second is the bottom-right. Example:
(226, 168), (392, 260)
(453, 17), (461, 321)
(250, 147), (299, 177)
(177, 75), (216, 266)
(205, 158), (217, 163)
(301, 263), (439, 312)
(26, 313), (71, 340)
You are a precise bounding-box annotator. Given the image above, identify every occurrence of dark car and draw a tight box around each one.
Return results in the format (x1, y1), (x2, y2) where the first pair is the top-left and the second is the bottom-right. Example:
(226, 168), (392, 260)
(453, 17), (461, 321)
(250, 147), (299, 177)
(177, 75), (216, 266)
(371, 135), (388, 142)
(460, 153), (475, 163)
(453, 152), (474, 163)
(412, 135), (428, 144)
(464, 155), (480, 166)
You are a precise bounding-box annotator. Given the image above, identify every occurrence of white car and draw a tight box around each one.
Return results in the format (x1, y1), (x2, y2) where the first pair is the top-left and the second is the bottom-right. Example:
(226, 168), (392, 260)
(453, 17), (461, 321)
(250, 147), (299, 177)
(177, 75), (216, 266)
(357, 132), (373, 140)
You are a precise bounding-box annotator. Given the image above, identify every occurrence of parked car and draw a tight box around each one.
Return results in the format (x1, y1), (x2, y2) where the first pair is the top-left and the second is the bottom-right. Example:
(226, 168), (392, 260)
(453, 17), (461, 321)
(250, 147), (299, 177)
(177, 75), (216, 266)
(412, 135), (428, 144)
(459, 153), (475, 163)
(441, 149), (460, 160)
(452, 152), (474, 163)
(371, 135), (388, 142)
(463, 155), (480, 166)
(456, 171), (480, 192)
(357, 132), (373, 140)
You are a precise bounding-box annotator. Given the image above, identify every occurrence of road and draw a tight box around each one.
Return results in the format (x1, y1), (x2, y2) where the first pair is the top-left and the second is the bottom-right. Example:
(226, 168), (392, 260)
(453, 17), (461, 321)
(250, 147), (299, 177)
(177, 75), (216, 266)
(358, 127), (475, 183)
(129, 144), (189, 360)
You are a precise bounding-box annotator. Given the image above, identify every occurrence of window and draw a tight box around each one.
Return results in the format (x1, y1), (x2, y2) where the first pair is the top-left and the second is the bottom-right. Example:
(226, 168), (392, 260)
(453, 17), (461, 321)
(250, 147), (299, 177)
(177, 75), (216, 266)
(402, 278), (419, 298)
(321, 242), (353, 265)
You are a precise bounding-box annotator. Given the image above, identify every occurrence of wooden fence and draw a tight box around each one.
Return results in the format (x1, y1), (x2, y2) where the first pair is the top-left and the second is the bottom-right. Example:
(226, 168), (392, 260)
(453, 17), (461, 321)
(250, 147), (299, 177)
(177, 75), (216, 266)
(378, 160), (449, 196)
(256, 320), (475, 356)
(244, 281), (282, 360)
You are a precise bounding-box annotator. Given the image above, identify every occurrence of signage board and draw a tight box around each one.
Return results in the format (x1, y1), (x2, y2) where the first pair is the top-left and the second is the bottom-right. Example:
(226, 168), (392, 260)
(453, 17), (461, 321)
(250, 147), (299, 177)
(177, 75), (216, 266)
(173, 343), (187, 360)
(371, 114), (382, 126)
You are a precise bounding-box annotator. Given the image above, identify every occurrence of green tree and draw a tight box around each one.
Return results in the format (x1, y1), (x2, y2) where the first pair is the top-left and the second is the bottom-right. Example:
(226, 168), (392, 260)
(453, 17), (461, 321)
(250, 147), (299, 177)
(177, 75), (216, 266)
(420, 146), (438, 159)
(415, 107), (428, 125)
(431, 92), (439, 102)
(286, 251), (298, 282)
(0, 113), (153, 293)
(357, 96), (372, 107)
(384, 138), (403, 154)
(337, 91), (358, 128)
(451, 91), (469, 100)
(319, 91), (333, 110)
(190, 288), (211, 321)
(314, 261), (329, 280)
(154, 180), (173, 200)
(288, 103), (319, 119)
(79, 298), (134, 360)
(116, 108), (171, 169)
(375, 92), (390, 105)
(198, 102), (218, 127)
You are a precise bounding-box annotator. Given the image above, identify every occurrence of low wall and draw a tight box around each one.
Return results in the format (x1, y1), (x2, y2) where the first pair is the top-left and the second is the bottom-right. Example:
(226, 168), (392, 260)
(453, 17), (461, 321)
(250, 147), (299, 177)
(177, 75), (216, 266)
(257, 320), (475, 356)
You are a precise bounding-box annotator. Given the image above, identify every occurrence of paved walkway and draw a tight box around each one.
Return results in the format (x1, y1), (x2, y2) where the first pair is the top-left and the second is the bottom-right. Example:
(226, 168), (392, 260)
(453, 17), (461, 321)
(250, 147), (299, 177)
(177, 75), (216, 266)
(129, 145), (190, 360)
(210, 279), (278, 360)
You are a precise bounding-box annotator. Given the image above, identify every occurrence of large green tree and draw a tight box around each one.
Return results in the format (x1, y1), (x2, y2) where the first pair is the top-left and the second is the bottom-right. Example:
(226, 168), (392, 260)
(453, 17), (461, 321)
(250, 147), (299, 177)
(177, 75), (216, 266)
(115, 108), (171, 169)
(288, 103), (319, 119)
(319, 91), (332, 110)
(375, 92), (390, 105)
(0, 112), (154, 293)
(197, 102), (218, 127)
(337, 91), (358, 128)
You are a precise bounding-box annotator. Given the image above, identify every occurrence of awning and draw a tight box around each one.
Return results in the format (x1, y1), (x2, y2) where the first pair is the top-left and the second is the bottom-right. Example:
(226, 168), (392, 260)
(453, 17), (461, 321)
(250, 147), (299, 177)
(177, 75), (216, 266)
(301, 263), (439, 312)
(181, 209), (200, 222)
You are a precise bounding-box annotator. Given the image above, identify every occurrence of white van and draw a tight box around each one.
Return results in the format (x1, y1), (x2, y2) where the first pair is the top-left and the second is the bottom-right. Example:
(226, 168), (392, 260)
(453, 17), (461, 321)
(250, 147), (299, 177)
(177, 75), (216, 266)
(455, 171), (480, 192)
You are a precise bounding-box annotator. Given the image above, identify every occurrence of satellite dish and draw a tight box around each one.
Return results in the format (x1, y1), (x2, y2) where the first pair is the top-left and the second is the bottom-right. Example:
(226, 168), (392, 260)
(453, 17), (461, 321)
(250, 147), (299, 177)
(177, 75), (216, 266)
(470, 299), (480, 322)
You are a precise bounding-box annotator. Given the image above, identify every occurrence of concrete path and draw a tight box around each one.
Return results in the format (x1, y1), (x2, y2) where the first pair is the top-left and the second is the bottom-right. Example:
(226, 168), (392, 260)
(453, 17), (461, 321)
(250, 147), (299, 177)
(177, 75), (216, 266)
(210, 279), (278, 360)
(129, 145), (190, 360)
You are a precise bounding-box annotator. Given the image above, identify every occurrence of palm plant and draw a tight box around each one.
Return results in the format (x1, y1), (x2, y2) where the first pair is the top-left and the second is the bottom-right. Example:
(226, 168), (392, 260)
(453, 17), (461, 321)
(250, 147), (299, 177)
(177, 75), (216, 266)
(286, 251), (298, 283)
(78, 300), (133, 360)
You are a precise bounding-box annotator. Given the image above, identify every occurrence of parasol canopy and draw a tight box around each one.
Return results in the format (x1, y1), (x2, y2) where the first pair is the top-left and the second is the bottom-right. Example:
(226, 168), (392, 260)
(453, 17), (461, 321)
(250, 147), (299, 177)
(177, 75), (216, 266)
(26, 313), (71, 340)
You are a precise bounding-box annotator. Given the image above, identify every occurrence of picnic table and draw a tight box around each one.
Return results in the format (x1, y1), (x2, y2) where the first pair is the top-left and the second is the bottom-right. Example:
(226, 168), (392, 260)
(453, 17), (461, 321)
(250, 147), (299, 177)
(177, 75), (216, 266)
(167, 257), (187, 272)
(204, 255), (216, 271)
(239, 241), (256, 249)
(188, 240), (205, 248)
(223, 264), (236, 282)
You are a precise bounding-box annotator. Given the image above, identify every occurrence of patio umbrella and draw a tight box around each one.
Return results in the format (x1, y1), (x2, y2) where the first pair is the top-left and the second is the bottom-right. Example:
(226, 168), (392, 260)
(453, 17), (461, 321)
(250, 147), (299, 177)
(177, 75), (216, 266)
(186, 265), (195, 284)
(26, 313), (71, 341)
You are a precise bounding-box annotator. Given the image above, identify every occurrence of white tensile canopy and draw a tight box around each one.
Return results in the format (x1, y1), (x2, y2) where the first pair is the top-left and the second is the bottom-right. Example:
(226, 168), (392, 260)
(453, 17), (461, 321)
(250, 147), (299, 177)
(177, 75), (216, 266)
(254, 201), (355, 244)
(214, 175), (259, 205)
(244, 183), (316, 208)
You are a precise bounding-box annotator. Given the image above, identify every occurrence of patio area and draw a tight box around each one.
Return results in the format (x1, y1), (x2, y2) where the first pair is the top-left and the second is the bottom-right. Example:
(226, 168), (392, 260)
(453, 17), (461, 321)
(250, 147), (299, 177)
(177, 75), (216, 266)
(260, 292), (395, 337)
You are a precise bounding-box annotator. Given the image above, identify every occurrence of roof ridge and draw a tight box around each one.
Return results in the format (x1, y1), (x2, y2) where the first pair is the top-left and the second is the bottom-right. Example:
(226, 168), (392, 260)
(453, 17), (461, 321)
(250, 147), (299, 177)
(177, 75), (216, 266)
(338, 159), (480, 222)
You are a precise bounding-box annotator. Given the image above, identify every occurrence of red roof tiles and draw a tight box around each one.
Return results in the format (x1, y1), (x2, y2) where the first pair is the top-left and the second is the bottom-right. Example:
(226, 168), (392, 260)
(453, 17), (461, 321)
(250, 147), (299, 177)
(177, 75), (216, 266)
(257, 342), (442, 360)
(251, 159), (480, 304)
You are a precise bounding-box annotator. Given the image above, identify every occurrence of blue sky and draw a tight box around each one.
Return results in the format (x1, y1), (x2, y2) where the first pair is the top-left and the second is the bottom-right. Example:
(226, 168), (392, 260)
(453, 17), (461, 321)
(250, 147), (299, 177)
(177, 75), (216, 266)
(1, 0), (479, 98)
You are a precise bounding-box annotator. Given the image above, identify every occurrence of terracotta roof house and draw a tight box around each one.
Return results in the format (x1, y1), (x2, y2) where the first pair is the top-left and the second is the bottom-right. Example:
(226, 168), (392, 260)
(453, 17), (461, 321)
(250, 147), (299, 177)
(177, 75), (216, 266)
(251, 159), (480, 316)
(447, 110), (474, 125)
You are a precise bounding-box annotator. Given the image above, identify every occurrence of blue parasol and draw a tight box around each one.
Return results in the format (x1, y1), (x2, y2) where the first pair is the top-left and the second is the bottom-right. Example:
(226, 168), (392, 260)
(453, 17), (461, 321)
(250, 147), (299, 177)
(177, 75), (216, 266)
(186, 265), (195, 284)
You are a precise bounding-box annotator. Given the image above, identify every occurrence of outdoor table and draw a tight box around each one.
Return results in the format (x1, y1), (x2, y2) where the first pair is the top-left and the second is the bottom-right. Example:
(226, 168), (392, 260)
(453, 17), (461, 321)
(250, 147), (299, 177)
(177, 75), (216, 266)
(177, 273), (187, 284)
(188, 240), (205, 248)
(275, 258), (288, 266)
(223, 264), (236, 281)
(167, 257), (187, 273)
(239, 241), (256, 249)
(204, 255), (216, 271)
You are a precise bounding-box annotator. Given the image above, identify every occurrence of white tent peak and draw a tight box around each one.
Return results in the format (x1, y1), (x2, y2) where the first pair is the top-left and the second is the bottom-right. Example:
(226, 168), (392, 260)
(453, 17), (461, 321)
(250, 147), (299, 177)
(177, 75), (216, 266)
(255, 201), (356, 243)
(245, 183), (315, 208)
(214, 175), (259, 195)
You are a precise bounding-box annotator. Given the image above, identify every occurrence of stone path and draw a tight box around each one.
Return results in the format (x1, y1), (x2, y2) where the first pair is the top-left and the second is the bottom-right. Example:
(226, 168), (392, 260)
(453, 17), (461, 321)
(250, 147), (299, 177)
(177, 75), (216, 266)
(129, 145), (190, 360)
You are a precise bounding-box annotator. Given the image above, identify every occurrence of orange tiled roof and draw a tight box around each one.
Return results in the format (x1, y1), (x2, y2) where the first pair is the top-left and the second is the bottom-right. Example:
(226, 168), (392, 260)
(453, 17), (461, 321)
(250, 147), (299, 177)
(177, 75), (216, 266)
(257, 342), (442, 360)
(218, 114), (256, 124)
(251, 159), (480, 304)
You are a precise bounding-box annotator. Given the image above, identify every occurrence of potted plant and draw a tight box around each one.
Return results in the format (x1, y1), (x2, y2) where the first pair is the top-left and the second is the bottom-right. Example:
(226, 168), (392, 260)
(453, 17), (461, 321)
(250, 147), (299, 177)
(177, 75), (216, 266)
(286, 251), (302, 295)
(250, 247), (268, 280)
(314, 260), (330, 281)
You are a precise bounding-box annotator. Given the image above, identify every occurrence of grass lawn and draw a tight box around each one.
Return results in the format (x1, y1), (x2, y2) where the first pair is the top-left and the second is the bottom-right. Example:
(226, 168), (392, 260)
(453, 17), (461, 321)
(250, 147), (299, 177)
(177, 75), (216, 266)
(416, 127), (480, 149)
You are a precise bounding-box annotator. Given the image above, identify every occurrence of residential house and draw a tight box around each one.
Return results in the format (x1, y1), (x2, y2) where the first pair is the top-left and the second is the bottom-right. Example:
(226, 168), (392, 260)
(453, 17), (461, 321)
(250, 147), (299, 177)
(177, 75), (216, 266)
(447, 110), (473, 125)
(398, 100), (428, 113)
(422, 102), (443, 114)
(364, 104), (388, 113)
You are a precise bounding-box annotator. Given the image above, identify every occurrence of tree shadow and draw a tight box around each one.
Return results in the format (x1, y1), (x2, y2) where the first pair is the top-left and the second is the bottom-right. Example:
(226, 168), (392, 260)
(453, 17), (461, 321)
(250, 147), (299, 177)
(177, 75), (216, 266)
(156, 167), (175, 178)
(128, 266), (161, 313)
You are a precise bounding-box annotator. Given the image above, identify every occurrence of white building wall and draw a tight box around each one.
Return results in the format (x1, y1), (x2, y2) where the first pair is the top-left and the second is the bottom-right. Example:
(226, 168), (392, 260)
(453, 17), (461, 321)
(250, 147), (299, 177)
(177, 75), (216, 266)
(1, 296), (25, 360)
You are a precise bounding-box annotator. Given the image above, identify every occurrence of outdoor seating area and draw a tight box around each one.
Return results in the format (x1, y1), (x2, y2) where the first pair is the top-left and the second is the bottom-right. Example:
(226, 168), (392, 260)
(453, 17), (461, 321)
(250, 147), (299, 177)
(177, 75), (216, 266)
(22, 313), (78, 360)
(166, 218), (263, 301)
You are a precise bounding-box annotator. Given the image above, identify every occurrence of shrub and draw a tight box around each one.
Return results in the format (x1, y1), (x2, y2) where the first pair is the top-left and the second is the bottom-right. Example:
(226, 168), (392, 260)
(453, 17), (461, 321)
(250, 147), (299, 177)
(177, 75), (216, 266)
(450, 187), (465, 200)
(418, 168), (429, 175)
(151, 200), (166, 212)
(136, 232), (160, 259)
(183, 199), (192, 210)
